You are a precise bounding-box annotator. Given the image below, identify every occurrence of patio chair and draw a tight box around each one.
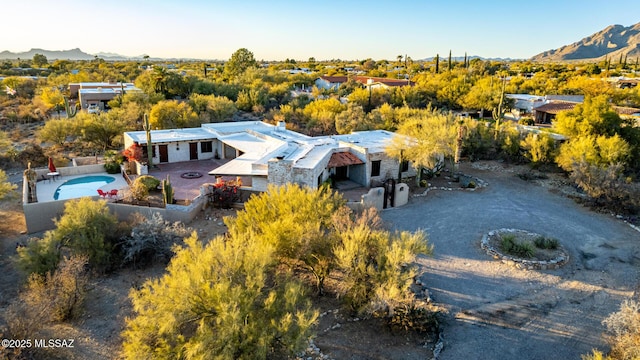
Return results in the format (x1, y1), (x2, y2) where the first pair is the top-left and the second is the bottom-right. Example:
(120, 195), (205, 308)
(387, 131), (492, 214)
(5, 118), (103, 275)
(109, 189), (119, 199)
(97, 189), (108, 198)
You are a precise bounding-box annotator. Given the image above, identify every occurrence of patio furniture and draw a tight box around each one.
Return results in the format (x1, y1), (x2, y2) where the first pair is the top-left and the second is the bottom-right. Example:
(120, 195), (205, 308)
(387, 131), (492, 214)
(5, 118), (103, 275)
(97, 189), (108, 198)
(109, 189), (119, 199)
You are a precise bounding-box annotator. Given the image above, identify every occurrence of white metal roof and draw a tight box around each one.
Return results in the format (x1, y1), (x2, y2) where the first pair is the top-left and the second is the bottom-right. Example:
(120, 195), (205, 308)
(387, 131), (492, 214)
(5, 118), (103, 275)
(125, 127), (216, 144)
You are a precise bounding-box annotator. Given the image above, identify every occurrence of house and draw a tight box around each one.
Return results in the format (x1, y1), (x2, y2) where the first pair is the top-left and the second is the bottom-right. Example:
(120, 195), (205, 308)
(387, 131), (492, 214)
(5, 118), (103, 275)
(314, 75), (415, 91)
(533, 99), (640, 124)
(123, 121), (416, 192)
(69, 82), (141, 111)
(533, 101), (578, 124)
(314, 76), (348, 90)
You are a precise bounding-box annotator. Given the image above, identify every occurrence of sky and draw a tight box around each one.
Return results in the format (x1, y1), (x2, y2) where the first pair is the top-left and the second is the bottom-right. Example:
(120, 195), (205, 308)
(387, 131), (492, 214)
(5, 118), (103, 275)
(2, 0), (640, 61)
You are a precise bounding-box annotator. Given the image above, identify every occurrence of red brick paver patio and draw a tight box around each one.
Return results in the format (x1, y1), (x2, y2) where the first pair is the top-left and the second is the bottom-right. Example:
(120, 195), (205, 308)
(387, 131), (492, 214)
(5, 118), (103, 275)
(145, 159), (251, 201)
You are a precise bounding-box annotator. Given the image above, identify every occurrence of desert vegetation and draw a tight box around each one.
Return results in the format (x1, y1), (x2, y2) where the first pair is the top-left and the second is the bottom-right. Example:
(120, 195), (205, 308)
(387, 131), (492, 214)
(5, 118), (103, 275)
(1, 48), (640, 358)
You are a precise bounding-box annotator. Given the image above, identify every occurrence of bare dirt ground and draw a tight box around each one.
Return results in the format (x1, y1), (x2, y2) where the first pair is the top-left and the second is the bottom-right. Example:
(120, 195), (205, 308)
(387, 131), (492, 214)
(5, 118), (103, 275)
(383, 161), (640, 359)
(1, 160), (639, 359)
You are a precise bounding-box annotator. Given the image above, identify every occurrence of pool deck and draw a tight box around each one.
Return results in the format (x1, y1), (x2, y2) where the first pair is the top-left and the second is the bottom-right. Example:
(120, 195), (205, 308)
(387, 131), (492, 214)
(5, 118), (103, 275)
(35, 172), (130, 203)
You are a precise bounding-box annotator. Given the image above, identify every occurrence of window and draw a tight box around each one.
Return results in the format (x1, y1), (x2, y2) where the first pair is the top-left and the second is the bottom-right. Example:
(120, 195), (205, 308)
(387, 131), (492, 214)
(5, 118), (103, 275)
(401, 160), (409, 172)
(201, 141), (213, 153)
(371, 160), (381, 177)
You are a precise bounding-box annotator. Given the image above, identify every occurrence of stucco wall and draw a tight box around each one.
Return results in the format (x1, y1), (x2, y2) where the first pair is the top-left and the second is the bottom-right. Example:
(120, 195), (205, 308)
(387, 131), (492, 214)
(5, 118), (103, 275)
(361, 187), (385, 209)
(394, 183), (409, 207)
(23, 195), (207, 234)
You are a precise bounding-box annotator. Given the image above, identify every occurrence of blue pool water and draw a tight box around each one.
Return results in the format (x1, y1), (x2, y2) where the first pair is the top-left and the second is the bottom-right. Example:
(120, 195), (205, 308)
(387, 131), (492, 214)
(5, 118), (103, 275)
(53, 175), (116, 200)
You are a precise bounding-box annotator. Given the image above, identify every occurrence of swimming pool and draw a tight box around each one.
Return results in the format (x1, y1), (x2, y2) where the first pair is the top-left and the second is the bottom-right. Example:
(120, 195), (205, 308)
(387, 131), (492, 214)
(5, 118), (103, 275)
(53, 175), (116, 200)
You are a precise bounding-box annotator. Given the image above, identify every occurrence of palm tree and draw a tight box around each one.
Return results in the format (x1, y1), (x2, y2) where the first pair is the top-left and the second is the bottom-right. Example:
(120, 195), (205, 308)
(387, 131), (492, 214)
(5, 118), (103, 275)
(152, 66), (168, 96)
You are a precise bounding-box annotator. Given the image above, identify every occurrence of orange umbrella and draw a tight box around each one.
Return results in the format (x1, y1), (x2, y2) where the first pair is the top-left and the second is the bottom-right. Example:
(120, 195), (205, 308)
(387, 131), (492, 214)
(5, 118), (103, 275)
(48, 157), (57, 173)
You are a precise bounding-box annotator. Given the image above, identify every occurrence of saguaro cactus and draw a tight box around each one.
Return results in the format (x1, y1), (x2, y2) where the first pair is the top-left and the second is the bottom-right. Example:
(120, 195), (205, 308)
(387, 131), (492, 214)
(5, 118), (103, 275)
(143, 113), (153, 168)
(63, 97), (78, 118)
(162, 175), (174, 205)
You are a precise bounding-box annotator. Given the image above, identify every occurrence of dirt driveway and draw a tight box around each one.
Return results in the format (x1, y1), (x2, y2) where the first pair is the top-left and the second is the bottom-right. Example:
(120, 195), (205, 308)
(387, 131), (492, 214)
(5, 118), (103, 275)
(382, 162), (640, 359)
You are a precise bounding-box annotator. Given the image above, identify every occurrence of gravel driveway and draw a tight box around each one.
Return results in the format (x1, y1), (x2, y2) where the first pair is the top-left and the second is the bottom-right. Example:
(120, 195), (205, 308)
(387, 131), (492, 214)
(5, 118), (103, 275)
(382, 162), (640, 359)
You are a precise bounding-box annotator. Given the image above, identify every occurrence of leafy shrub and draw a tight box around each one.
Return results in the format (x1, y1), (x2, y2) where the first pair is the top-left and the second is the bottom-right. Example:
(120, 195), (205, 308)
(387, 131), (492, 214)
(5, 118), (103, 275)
(389, 303), (439, 333)
(104, 161), (120, 174)
(518, 117), (535, 126)
(333, 223), (432, 317)
(15, 233), (61, 276)
(5, 255), (89, 340)
(121, 213), (191, 267)
(53, 197), (118, 270)
(569, 161), (640, 214)
(104, 149), (123, 174)
(135, 175), (160, 191)
(129, 180), (149, 201)
(500, 234), (534, 258)
(534, 236), (559, 250)
(583, 299), (640, 360)
(122, 234), (318, 359)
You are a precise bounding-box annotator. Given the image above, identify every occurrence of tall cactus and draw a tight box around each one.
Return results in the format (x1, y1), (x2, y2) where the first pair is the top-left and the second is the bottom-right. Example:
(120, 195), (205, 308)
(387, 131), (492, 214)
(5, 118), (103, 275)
(143, 113), (153, 168)
(63, 97), (78, 118)
(434, 54), (439, 74)
(162, 175), (174, 205)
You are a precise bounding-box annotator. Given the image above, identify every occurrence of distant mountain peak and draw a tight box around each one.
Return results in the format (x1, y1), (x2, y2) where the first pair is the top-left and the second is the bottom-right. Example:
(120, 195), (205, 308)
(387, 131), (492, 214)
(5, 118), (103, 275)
(531, 22), (640, 62)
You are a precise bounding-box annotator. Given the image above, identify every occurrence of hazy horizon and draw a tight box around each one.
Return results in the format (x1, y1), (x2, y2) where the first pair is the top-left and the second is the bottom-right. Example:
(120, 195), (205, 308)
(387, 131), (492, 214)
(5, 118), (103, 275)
(5, 0), (640, 61)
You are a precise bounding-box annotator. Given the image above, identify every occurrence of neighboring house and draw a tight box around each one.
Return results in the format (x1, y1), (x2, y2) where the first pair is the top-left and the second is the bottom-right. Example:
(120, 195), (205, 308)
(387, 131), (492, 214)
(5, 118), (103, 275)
(352, 76), (415, 89)
(533, 100), (640, 124)
(69, 82), (141, 111)
(314, 75), (415, 91)
(314, 76), (348, 90)
(533, 101), (578, 124)
(123, 121), (416, 191)
(506, 94), (546, 115)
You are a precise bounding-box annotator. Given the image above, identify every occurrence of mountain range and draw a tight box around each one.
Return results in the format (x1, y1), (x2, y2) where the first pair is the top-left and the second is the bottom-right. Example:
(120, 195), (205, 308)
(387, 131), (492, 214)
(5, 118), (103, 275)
(531, 22), (640, 62)
(3, 24), (640, 63)
(0, 48), (163, 61)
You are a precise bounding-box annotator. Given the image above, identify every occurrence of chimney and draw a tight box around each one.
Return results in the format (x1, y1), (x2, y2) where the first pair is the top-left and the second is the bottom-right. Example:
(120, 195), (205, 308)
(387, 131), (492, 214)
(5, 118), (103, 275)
(277, 121), (286, 131)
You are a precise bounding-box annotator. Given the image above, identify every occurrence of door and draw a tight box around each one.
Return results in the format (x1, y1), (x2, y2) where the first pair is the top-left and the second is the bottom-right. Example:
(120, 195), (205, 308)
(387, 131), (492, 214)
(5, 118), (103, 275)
(189, 142), (198, 160)
(159, 144), (169, 163)
(335, 166), (348, 180)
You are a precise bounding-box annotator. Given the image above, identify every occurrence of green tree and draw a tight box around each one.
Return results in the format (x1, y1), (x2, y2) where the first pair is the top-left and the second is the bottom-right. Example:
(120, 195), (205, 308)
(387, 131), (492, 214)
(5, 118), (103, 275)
(227, 184), (345, 294)
(189, 93), (237, 122)
(149, 100), (199, 129)
(81, 111), (130, 151)
(224, 48), (258, 78)
(39, 87), (65, 116)
(335, 103), (371, 134)
(53, 197), (118, 269)
(32, 53), (48, 67)
(121, 233), (317, 360)
(37, 118), (78, 147)
(302, 97), (346, 134)
(387, 108), (459, 179)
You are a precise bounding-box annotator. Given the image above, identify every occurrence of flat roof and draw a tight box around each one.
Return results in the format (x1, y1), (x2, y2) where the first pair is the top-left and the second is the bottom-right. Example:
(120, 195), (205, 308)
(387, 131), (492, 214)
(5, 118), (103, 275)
(333, 130), (395, 153)
(126, 128), (216, 144)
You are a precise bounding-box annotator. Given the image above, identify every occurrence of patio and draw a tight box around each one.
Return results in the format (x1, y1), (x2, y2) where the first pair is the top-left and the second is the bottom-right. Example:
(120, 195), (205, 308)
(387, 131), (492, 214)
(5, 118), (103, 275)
(35, 172), (130, 203)
(141, 159), (251, 201)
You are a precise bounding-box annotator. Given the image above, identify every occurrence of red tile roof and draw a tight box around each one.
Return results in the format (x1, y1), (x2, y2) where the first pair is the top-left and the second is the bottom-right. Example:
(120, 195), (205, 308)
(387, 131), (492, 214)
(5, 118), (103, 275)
(534, 101), (640, 116)
(319, 76), (348, 83)
(613, 105), (640, 116)
(327, 152), (364, 168)
(533, 101), (578, 114)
